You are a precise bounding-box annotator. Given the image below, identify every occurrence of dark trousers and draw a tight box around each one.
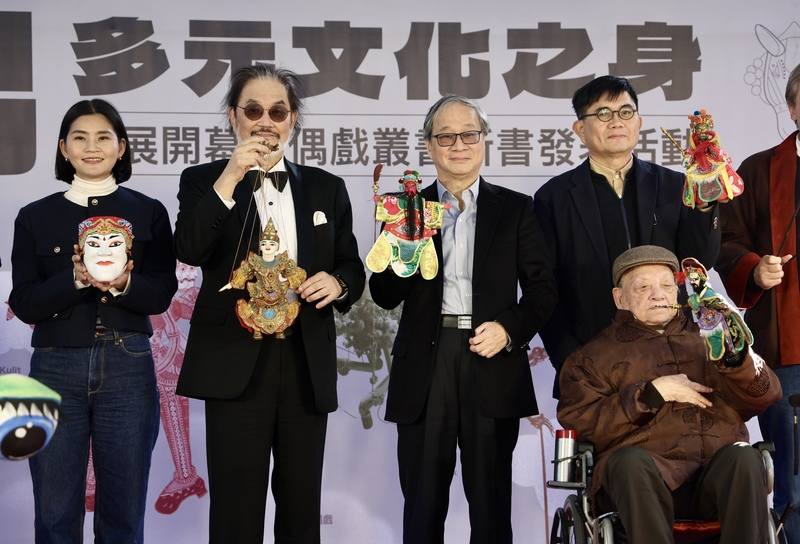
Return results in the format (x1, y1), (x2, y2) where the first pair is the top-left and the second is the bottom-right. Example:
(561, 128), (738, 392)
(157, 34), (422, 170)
(29, 332), (160, 544)
(204, 332), (327, 544)
(397, 328), (520, 544)
(758, 365), (800, 544)
(600, 445), (769, 544)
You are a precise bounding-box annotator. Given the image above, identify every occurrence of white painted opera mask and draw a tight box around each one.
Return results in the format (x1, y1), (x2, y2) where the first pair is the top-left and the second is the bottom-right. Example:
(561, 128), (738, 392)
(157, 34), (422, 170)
(78, 216), (134, 282)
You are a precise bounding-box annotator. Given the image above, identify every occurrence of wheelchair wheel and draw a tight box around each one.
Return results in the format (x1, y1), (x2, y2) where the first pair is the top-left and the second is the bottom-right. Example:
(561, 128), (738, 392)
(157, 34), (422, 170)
(551, 507), (565, 544)
(770, 508), (788, 544)
(563, 495), (588, 543)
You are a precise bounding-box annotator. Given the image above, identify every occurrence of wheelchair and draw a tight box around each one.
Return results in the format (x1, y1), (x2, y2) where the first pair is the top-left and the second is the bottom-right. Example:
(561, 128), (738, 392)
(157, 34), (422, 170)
(547, 441), (787, 544)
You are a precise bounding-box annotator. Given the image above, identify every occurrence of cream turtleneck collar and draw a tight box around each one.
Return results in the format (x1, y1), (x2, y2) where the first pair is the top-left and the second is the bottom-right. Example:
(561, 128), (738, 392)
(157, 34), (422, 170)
(63, 175), (118, 206)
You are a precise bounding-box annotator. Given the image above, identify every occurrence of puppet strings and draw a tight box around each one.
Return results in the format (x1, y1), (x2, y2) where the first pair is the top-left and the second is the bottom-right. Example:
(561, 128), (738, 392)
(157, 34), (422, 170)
(776, 197), (800, 257)
(228, 168), (267, 282)
(372, 163), (384, 243)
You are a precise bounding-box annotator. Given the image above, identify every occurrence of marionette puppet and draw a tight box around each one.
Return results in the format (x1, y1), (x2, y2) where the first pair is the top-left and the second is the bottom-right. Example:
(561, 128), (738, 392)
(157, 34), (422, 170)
(366, 168), (447, 280)
(77, 216), (134, 282)
(680, 257), (753, 361)
(0, 374), (61, 460)
(662, 109), (744, 209)
(220, 218), (307, 339)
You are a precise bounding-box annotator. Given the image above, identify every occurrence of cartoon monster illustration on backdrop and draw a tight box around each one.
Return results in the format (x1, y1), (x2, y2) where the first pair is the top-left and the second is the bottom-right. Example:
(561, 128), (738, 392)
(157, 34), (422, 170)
(0, 374), (61, 461)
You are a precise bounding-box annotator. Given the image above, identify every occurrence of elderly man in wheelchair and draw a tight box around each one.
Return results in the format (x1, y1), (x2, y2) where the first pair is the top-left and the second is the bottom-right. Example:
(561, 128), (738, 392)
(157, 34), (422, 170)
(555, 245), (783, 543)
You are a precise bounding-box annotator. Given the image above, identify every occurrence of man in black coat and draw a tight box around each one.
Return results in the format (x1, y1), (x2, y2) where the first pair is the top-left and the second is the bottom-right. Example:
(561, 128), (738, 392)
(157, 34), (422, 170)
(534, 75), (720, 397)
(174, 66), (364, 544)
(369, 95), (557, 544)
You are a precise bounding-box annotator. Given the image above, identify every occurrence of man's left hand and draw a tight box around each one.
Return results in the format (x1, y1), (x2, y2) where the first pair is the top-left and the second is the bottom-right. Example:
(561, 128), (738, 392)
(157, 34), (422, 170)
(469, 321), (508, 358)
(297, 272), (342, 309)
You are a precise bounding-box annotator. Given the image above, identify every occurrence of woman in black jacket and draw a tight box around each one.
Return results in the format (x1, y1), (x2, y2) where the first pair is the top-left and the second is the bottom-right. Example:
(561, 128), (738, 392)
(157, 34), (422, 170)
(9, 99), (177, 543)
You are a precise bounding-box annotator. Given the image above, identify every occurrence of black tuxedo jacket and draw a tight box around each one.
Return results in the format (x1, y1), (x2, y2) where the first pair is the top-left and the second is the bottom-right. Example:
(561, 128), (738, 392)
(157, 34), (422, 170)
(533, 157), (721, 394)
(369, 179), (558, 424)
(174, 159), (365, 413)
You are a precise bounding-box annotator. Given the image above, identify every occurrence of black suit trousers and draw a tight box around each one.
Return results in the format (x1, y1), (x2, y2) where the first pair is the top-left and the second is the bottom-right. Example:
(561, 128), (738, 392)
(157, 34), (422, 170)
(204, 331), (327, 544)
(397, 328), (520, 544)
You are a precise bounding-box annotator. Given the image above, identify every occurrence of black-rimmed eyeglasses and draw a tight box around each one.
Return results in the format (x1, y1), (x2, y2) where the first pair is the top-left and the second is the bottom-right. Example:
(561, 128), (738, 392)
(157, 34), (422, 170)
(431, 130), (483, 147)
(579, 106), (638, 122)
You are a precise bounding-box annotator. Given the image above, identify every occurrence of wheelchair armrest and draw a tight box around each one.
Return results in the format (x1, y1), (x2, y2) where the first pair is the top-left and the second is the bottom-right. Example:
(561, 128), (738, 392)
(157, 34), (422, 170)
(753, 441), (775, 453)
(753, 441), (775, 494)
(546, 441), (596, 491)
(577, 441), (595, 472)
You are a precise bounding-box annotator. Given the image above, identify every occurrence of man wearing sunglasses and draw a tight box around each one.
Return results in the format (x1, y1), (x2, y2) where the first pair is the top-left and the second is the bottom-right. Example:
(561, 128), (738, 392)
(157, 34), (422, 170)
(370, 95), (557, 543)
(174, 65), (365, 544)
(533, 75), (721, 399)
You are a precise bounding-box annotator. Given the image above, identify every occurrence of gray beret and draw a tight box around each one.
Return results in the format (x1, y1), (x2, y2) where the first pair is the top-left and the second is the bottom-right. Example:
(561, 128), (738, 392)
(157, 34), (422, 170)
(612, 245), (680, 286)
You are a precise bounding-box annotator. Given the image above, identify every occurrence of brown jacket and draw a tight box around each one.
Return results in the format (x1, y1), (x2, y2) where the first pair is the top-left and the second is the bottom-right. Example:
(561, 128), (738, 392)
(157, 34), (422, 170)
(717, 132), (800, 367)
(558, 310), (782, 496)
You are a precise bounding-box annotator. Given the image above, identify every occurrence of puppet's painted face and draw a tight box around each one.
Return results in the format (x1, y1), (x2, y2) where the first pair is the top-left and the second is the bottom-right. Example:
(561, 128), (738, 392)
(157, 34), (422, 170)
(83, 232), (128, 281)
(0, 374), (61, 460)
(259, 239), (280, 257)
(403, 180), (419, 194)
(78, 216), (133, 282)
(681, 258), (708, 290)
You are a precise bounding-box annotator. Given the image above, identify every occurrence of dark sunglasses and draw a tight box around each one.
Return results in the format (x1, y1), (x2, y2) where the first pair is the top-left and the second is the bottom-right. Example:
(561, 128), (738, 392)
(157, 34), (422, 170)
(236, 103), (291, 123)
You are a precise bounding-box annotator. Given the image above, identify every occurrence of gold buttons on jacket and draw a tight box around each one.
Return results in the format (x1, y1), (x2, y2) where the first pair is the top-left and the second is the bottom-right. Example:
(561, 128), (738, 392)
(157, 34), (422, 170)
(53, 246), (61, 254)
(91, 198), (99, 206)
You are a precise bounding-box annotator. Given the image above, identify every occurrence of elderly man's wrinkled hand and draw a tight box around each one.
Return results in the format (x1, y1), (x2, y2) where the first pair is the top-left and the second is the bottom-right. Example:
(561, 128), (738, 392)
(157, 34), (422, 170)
(651, 373), (713, 409)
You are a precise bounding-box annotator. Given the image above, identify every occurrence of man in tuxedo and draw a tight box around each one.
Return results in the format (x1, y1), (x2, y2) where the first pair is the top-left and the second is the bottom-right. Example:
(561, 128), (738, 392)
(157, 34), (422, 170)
(174, 65), (364, 544)
(369, 95), (557, 543)
(534, 75), (720, 397)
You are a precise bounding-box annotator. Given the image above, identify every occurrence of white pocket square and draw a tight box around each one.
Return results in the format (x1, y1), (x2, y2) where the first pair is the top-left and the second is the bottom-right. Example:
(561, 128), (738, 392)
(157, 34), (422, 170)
(313, 211), (327, 226)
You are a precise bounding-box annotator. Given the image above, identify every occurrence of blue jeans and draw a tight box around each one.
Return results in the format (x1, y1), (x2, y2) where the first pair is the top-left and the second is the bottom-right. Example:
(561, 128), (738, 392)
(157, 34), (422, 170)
(29, 331), (160, 544)
(759, 364), (800, 544)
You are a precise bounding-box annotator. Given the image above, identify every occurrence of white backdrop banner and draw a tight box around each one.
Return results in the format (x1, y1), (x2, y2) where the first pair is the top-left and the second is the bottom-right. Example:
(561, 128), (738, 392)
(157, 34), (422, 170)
(0, 1), (798, 542)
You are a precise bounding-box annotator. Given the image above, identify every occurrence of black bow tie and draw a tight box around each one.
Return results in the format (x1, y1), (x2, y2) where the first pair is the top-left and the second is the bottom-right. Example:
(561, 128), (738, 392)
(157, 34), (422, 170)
(268, 171), (289, 192)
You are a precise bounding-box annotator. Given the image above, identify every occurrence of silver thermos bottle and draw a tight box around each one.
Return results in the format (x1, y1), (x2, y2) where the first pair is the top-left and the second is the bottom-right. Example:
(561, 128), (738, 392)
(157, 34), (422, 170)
(554, 428), (577, 483)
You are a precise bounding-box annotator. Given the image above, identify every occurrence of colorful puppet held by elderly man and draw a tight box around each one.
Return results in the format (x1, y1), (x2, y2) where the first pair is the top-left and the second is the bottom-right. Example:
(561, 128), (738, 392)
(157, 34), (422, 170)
(677, 109), (745, 209)
(681, 257), (753, 361)
(220, 218), (307, 339)
(366, 169), (447, 280)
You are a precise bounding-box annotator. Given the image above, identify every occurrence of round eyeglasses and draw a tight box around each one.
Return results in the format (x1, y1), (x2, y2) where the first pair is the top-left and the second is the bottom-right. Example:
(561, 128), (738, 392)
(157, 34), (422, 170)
(579, 106), (638, 123)
(236, 103), (291, 123)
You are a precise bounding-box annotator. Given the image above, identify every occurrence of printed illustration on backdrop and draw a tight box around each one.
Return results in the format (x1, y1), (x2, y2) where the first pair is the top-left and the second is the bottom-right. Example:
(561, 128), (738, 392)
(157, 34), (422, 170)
(0, 374), (61, 461)
(744, 22), (800, 137)
(335, 291), (401, 429)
